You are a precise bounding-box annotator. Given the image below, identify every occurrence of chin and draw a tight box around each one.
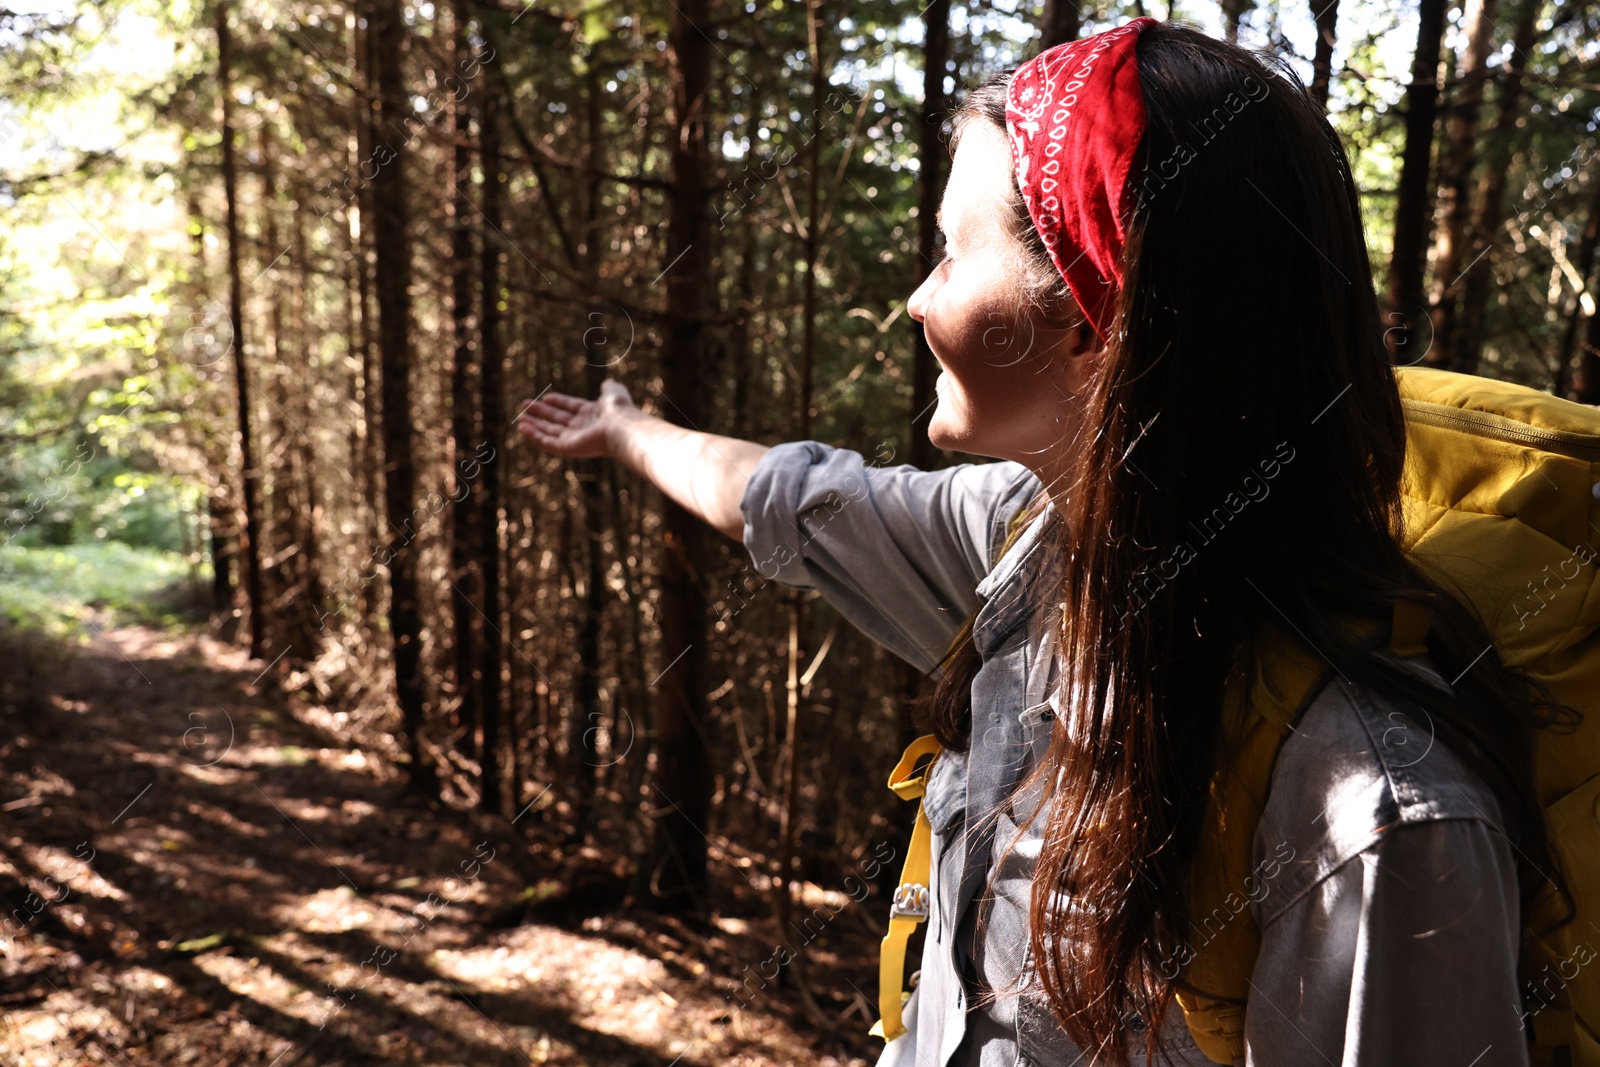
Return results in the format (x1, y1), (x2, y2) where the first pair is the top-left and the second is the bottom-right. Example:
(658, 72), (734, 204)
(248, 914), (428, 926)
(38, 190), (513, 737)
(928, 385), (996, 457)
(925, 413), (972, 456)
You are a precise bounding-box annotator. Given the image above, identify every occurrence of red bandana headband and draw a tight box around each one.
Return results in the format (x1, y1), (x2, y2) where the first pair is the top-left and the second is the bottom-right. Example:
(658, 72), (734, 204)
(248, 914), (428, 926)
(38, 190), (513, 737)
(1006, 17), (1158, 340)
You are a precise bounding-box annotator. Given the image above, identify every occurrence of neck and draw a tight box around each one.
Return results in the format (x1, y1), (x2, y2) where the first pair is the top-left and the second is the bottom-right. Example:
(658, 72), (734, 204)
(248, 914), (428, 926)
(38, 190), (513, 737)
(1025, 451), (1076, 522)
(1018, 378), (1088, 522)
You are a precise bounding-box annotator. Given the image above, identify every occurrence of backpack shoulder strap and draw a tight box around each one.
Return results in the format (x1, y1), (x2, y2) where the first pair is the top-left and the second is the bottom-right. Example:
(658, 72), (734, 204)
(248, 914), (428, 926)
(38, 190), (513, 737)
(1176, 607), (1421, 1063)
(1174, 620), (1332, 1063)
(871, 734), (942, 1041)
(871, 491), (1039, 1041)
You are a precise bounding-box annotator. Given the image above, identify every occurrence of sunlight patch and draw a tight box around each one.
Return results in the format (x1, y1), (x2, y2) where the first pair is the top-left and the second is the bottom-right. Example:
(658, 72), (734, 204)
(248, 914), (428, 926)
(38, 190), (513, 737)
(432, 925), (681, 1047)
(292, 886), (375, 933)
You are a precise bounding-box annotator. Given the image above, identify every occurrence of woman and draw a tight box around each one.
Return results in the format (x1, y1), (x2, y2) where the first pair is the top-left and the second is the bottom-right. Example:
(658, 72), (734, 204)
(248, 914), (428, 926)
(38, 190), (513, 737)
(516, 19), (1566, 1067)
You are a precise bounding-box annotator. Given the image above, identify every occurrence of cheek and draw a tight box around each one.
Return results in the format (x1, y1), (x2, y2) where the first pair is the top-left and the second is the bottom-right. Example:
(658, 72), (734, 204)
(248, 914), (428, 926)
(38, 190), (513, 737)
(924, 262), (1020, 372)
(924, 267), (1060, 454)
(929, 298), (1036, 407)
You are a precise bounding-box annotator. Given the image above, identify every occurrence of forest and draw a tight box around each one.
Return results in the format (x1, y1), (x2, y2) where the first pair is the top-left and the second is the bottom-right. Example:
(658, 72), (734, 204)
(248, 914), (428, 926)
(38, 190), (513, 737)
(1, 0), (1598, 1061)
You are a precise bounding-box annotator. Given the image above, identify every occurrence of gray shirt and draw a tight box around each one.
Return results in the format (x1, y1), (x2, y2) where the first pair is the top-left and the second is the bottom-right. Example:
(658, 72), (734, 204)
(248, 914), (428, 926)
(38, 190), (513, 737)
(739, 440), (1528, 1067)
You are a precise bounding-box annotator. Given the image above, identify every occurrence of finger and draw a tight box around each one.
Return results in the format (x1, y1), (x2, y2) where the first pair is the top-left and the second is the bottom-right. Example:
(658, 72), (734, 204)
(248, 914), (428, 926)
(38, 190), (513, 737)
(599, 379), (629, 399)
(520, 411), (568, 437)
(521, 413), (569, 439)
(521, 412), (560, 438)
(541, 393), (590, 414)
(515, 421), (552, 447)
(525, 398), (575, 425)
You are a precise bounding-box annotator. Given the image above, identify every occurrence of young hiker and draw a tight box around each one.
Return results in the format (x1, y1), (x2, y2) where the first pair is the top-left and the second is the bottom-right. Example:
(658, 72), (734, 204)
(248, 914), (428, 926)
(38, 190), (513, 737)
(517, 19), (1575, 1067)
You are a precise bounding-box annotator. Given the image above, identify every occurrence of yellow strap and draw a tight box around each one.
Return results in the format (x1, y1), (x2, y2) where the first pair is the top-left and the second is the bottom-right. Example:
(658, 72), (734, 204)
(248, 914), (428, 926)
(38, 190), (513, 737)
(868, 496), (1035, 1041)
(1178, 605), (1432, 1063)
(1528, 1001), (1575, 1049)
(870, 734), (942, 1041)
(889, 734), (943, 801)
(1176, 624), (1330, 1064)
(1387, 597), (1434, 658)
(1172, 992), (1248, 1063)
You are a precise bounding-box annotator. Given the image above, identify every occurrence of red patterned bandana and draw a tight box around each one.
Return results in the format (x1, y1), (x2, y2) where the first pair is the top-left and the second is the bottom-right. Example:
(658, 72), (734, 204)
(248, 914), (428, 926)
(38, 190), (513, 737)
(1005, 17), (1159, 339)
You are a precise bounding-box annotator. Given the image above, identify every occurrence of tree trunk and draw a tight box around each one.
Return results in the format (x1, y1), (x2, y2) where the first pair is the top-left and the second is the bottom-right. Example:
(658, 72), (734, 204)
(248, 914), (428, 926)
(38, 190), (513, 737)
(570, 453), (605, 808)
(776, 0), (827, 931)
(571, 56), (608, 831)
(260, 133), (325, 665)
(261, 123), (292, 659)
(879, 661), (922, 901)
(1038, 0), (1080, 50)
(477, 51), (508, 815)
(546, 501), (575, 802)
(1425, 0), (1500, 369)
(368, 0), (437, 795)
(216, 0), (266, 659)
(597, 467), (629, 798)
(634, 0), (713, 912)
(207, 488), (235, 611)
(1383, 0), (1447, 364)
(354, 11), (381, 629)
(910, 0), (949, 472)
(1556, 164), (1600, 400)
(1454, 0), (1543, 374)
(612, 472), (652, 809)
(1579, 283), (1600, 405)
(279, 175), (325, 661)
(448, 0), (482, 768)
(291, 185), (325, 662)
(1309, 0), (1340, 111)
(1221, 0), (1252, 44)
(185, 189), (237, 613)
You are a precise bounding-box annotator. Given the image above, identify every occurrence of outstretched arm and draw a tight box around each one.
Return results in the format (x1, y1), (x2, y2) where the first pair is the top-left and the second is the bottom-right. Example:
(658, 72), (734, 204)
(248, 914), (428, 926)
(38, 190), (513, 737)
(514, 380), (769, 543)
(519, 381), (1039, 671)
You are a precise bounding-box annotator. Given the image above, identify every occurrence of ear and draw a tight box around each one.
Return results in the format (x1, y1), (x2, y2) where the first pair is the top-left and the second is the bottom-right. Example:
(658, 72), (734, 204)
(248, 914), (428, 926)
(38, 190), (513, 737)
(1061, 318), (1106, 394)
(1065, 318), (1104, 360)
(1039, 294), (1101, 348)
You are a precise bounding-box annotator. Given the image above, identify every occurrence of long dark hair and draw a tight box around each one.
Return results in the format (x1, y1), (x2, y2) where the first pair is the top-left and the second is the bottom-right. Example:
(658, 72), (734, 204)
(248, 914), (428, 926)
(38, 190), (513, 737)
(914, 21), (1573, 1066)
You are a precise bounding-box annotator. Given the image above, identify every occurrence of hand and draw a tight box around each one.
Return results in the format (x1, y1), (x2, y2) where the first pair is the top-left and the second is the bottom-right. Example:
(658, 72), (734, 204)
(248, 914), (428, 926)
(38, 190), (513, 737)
(515, 379), (637, 460)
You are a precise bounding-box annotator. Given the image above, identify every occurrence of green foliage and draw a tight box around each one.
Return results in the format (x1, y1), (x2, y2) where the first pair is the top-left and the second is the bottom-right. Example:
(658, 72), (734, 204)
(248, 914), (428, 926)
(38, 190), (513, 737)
(0, 425), (204, 552)
(0, 541), (210, 635)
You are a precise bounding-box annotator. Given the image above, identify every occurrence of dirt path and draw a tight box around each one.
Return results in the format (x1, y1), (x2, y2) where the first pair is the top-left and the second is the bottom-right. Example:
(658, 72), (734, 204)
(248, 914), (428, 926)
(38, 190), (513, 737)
(0, 624), (883, 1066)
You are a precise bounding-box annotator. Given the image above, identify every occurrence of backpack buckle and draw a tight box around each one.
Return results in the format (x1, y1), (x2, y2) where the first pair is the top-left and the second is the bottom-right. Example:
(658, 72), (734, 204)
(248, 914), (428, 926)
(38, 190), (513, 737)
(1020, 700), (1056, 729)
(890, 882), (929, 919)
(1388, 596), (1434, 658)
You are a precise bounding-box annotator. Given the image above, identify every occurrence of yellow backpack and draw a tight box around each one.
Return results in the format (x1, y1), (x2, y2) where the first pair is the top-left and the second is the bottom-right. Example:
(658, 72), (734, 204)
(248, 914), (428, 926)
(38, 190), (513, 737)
(1177, 366), (1600, 1065)
(874, 367), (1600, 1064)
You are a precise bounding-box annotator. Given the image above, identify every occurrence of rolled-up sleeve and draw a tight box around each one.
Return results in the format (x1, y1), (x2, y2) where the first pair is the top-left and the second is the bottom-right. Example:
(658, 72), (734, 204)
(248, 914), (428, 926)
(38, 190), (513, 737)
(738, 441), (1034, 672)
(1245, 817), (1527, 1067)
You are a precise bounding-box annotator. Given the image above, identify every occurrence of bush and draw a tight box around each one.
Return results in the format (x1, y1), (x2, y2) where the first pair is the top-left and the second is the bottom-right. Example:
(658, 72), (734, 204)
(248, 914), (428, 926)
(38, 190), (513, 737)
(0, 542), (211, 635)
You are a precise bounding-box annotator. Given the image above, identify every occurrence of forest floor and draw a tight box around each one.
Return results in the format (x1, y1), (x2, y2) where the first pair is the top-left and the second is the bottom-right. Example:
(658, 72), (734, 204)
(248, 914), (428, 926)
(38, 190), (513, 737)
(0, 611), (887, 1067)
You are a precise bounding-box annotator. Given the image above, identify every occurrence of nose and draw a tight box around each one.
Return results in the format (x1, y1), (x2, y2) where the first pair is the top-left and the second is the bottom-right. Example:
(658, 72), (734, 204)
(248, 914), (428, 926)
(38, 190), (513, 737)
(907, 268), (938, 323)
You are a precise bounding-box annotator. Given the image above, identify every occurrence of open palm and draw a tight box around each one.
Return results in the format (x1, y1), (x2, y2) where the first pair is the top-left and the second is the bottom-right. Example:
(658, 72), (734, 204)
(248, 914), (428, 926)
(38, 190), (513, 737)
(515, 379), (635, 460)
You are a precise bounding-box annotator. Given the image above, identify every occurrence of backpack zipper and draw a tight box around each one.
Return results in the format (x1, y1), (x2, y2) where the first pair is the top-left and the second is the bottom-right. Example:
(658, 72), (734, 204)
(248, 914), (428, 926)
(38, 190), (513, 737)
(1402, 399), (1600, 463)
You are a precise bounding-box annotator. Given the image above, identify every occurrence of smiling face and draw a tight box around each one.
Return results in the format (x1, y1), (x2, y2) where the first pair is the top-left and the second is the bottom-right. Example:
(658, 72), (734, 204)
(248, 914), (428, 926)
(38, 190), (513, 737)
(906, 120), (1102, 477)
